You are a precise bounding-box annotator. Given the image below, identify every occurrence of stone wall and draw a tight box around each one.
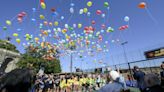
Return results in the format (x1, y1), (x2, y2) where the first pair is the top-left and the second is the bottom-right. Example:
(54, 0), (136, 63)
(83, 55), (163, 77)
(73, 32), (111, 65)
(0, 49), (21, 73)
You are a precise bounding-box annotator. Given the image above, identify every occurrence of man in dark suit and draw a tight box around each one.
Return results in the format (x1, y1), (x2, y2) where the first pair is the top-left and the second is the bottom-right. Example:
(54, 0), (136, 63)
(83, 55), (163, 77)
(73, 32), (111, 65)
(133, 66), (145, 92)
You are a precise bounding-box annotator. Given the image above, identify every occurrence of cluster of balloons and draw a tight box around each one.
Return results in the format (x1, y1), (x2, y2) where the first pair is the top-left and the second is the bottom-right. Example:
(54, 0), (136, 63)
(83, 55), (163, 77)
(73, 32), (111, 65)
(1, 0), (136, 62)
(17, 12), (27, 23)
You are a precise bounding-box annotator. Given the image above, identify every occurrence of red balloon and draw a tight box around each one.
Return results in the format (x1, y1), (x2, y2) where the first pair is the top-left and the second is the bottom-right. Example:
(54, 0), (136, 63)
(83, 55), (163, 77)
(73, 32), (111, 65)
(18, 14), (23, 18)
(96, 10), (102, 15)
(51, 8), (56, 12)
(84, 27), (89, 30)
(40, 0), (44, 3)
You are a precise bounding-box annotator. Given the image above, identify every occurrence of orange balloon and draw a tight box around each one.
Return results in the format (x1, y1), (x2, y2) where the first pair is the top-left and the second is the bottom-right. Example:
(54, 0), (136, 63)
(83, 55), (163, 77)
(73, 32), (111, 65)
(138, 2), (146, 9)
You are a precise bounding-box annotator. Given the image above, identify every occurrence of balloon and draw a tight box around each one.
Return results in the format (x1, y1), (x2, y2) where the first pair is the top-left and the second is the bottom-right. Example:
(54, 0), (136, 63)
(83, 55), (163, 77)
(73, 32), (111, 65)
(49, 22), (53, 26)
(3, 26), (7, 30)
(83, 8), (88, 13)
(35, 37), (39, 42)
(104, 2), (109, 7)
(54, 21), (59, 26)
(124, 16), (130, 22)
(70, 7), (74, 13)
(32, 8), (36, 12)
(96, 10), (102, 15)
(70, 3), (75, 7)
(41, 2), (46, 9)
(101, 24), (105, 29)
(79, 9), (83, 14)
(101, 14), (105, 18)
(25, 34), (30, 38)
(17, 28), (22, 31)
(6, 20), (12, 25)
(61, 16), (64, 20)
(87, 12), (91, 16)
(40, 0), (44, 3)
(62, 29), (67, 33)
(13, 33), (18, 37)
(87, 1), (92, 7)
(16, 38), (21, 44)
(106, 27), (114, 32)
(73, 24), (76, 28)
(78, 23), (82, 28)
(138, 2), (146, 9)
(44, 21), (48, 25)
(31, 18), (36, 21)
(21, 12), (27, 16)
(51, 8), (56, 12)
(91, 20), (96, 24)
(119, 25), (129, 30)
(65, 24), (69, 28)
(40, 15), (45, 19)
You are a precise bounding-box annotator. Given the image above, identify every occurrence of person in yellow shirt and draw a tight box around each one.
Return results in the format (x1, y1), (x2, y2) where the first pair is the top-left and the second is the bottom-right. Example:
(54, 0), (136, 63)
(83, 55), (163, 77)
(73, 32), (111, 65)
(59, 78), (66, 92)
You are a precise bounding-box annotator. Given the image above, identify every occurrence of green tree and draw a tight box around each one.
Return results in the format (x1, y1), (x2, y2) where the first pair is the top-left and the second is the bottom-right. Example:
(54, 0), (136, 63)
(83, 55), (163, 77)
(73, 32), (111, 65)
(0, 39), (19, 53)
(17, 49), (62, 74)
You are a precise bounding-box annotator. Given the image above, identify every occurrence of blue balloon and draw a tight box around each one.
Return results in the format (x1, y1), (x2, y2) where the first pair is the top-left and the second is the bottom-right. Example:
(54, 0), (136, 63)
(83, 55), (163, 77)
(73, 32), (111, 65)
(70, 3), (75, 7)
(32, 8), (36, 12)
(31, 18), (36, 21)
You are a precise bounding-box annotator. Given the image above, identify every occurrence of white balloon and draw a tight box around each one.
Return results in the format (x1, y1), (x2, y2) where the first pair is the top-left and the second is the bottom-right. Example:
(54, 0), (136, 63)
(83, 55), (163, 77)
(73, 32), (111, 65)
(87, 12), (91, 16)
(124, 16), (130, 22)
(61, 16), (64, 20)
(73, 24), (76, 28)
(79, 9), (83, 14)
(70, 7), (74, 13)
(65, 24), (69, 28)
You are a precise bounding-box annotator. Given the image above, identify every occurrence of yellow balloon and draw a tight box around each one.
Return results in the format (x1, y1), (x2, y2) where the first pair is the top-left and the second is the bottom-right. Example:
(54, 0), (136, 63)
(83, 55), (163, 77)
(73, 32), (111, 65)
(6, 20), (12, 25)
(78, 23), (82, 28)
(41, 2), (46, 9)
(62, 29), (67, 33)
(65, 35), (70, 39)
(87, 1), (92, 7)
(83, 8), (88, 13)
(13, 33), (18, 37)
(16, 38), (21, 44)
(54, 21), (59, 26)
(35, 37), (39, 42)
(40, 15), (45, 20)
(41, 42), (45, 48)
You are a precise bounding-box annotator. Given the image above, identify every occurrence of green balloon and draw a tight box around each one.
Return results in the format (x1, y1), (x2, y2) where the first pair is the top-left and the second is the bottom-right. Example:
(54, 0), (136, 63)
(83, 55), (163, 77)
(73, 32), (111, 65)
(104, 2), (109, 7)
(3, 26), (7, 30)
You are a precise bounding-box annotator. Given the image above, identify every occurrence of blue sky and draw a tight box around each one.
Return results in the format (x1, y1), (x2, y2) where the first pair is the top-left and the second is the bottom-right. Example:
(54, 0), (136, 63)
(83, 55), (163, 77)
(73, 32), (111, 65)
(0, 0), (164, 72)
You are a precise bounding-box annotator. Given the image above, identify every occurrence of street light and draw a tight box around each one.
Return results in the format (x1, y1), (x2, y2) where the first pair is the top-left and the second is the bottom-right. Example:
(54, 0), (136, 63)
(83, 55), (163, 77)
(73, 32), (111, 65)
(121, 41), (132, 76)
(69, 45), (76, 73)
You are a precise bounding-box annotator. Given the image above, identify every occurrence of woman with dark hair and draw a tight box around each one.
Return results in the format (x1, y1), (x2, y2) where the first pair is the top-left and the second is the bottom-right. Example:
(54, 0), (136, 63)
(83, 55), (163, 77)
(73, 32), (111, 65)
(0, 68), (34, 92)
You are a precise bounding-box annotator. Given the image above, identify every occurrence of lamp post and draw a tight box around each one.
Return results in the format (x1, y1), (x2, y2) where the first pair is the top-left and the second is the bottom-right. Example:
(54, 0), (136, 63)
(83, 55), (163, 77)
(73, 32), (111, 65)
(121, 41), (132, 76)
(69, 45), (76, 73)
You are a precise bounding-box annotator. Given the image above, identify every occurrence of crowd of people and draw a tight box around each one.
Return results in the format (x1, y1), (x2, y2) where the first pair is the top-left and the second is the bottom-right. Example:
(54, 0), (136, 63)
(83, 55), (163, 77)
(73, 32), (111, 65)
(0, 62), (164, 92)
(32, 73), (112, 92)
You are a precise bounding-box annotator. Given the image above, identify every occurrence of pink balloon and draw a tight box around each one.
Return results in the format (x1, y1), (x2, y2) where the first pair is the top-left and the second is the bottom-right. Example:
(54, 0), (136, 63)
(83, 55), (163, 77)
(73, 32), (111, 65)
(18, 14), (23, 18)
(21, 12), (27, 16)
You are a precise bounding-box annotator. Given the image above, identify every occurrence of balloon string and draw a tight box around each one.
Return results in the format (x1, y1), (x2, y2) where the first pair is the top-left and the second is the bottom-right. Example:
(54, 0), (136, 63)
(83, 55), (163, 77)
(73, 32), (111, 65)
(10, 15), (17, 22)
(66, 14), (73, 24)
(145, 8), (158, 25)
